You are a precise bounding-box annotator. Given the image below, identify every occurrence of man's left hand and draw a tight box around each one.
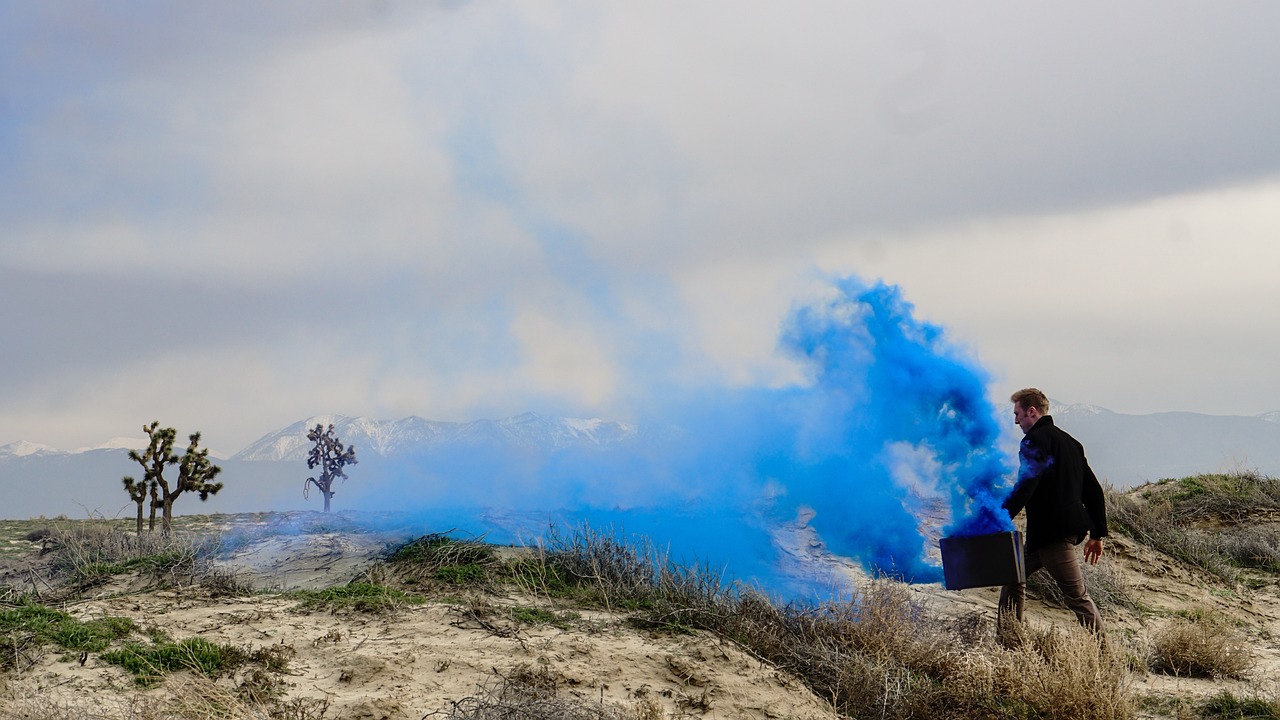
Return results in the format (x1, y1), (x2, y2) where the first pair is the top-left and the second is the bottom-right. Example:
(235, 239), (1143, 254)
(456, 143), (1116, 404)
(1083, 538), (1103, 565)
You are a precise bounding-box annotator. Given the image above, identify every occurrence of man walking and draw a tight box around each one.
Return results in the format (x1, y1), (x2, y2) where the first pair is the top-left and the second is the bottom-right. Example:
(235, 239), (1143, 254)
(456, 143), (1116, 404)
(1000, 388), (1108, 635)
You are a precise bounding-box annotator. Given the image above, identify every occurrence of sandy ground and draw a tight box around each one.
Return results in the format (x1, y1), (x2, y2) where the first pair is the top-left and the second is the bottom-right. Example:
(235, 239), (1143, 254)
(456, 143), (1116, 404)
(0, 526), (837, 719)
(1, 512), (1278, 718)
(32, 589), (834, 719)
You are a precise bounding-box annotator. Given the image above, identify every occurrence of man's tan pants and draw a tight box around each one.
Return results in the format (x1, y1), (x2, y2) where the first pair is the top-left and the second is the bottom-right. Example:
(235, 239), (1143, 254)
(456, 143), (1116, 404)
(999, 536), (1105, 634)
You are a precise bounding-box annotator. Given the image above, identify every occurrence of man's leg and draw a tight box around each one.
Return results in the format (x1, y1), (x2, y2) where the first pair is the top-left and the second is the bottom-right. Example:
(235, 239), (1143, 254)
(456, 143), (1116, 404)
(1038, 537), (1105, 634)
(999, 546), (1043, 622)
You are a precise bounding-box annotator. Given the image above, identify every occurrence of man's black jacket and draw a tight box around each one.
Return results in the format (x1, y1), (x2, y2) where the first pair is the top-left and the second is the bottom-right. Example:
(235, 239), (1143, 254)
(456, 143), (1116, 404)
(1002, 415), (1108, 553)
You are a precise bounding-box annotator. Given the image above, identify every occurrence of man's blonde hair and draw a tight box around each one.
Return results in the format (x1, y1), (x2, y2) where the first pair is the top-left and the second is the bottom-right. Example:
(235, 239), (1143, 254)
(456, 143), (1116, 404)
(1011, 388), (1050, 414)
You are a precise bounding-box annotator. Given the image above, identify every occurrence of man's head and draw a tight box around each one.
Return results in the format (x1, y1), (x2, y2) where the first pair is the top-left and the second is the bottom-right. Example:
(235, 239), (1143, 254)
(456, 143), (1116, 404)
(1010, 388), (1050, 434)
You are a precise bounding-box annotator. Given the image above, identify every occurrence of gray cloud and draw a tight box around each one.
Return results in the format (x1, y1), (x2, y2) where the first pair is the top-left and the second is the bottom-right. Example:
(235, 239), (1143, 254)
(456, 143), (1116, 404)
(2, 1), (1279, 450)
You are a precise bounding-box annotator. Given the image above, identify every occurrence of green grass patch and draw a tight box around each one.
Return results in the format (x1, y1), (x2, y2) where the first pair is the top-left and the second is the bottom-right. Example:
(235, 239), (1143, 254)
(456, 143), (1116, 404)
(100, 635), (296, 687)
(502, 558), (575, 597)
(388, 533), (502, 589)
(0, 601), (137, 653)
(101, 637), (237, 686)
(287, 582), (423, 613)
(433, 564), (487, 585)
(509, 606), (575, 628)
(390, 534), (495, 565)
(1199, 690), (1280, 719)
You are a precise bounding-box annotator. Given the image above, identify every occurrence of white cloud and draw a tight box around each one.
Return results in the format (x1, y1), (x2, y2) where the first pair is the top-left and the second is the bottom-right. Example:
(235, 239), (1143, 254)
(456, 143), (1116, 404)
(813, 180), (1280, 414)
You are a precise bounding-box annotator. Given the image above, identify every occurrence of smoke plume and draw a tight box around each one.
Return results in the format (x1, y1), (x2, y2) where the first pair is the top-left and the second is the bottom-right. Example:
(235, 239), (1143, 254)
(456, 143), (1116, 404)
(355, 275), (1013, 596)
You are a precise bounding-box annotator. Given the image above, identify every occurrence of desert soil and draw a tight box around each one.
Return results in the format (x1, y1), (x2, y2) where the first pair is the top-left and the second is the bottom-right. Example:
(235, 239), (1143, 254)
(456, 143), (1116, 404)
(0, 511), (1277, 719)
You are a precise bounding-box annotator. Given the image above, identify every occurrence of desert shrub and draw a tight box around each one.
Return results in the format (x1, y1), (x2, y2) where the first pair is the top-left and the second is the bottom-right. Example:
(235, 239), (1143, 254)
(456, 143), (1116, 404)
(509, 606), (575, 628)
(1163, 472), (1280, 524)
(287, 581), (422, 613)
(1216, 528), (1280, 573)
(537, 524), (662, 601)
(1112, 472), (1280, 585)
(515, 524), (1134, 720)
(526, 523), (729, 627)
(1149, 613), (1252, 679)
(102, 637), (240, 686)
(41, 523), (209, 590)
(388, 533), (501, 588)
(504, 556), (575, 598)
(199, 565), (257, 597)
(1109, 490), (1240, 584)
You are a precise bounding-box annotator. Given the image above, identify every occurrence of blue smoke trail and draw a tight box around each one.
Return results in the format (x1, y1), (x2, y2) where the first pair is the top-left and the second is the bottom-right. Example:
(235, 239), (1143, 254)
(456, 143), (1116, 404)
(353, 275), (1012, 596)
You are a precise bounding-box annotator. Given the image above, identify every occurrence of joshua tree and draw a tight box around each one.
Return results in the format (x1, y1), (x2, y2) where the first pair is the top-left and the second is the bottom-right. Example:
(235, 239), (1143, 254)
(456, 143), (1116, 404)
(304, 423), (357, 512)
(125, 421), (177, 533)
(125, 422), (222, 533)
(153, 431), (223, 533)
(121, 475), (152, 535)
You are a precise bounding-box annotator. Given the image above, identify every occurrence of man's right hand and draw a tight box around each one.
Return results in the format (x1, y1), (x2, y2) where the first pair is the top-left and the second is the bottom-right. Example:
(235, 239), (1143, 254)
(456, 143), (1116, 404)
(1083, 538), (1103, 565)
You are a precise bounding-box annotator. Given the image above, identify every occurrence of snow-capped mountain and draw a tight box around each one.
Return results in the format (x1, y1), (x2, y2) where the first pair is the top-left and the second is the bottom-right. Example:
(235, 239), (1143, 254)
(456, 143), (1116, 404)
(233, 413), (640, 462)
(1050, 401), (1112, 417)
(0, 440), (59, 458)
(71, 437), (153, 454)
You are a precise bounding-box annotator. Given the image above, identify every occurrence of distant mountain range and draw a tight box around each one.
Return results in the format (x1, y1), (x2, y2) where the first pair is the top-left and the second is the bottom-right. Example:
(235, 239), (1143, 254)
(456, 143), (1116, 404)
(232, 413), (640, 463)
(0, 413), (647, 520)
(1050, 403), (1280, 487)
(2, 407), (1279, 520)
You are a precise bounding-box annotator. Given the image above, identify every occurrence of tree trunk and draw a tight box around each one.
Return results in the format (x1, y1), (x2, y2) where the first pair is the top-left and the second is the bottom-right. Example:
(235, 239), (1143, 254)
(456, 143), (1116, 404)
(323, 491), (332, 513)
(135, 502), (144, 535)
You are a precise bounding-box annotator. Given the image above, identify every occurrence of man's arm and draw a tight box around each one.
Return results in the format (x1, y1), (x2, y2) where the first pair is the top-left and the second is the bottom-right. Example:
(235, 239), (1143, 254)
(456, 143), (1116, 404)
(1003, 434), (1050, 518)
(1080, 448), (1108, 539)
(1079, 443), (1107, 564)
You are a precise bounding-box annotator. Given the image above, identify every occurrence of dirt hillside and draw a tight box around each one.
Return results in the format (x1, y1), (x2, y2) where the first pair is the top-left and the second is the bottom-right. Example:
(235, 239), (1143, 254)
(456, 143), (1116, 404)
(1, 481), (1278, 719)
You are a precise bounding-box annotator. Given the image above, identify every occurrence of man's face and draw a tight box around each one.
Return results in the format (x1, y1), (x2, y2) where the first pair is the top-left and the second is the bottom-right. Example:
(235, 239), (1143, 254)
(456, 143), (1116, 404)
(1013, 403), (1038, 434)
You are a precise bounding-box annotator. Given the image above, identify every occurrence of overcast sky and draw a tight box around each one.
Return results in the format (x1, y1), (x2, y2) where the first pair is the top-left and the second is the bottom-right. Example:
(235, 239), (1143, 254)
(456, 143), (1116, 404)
(3, 1), (1279, 455)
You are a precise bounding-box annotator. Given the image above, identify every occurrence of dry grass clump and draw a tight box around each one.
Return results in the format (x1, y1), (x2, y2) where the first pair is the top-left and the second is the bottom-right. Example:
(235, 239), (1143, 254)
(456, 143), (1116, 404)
(716, 583), (1130, 720)
(1148, 612), (1253, 679)
(1108, 472), (1280, 585)
(1215, 527), (1280, 574)
(539, 524), (720, 604)
(513, 524), (1134, 720)
(387, 532), (503, 589)
(38, 523), (209, 592)
(0, 521), (252, 623)
(1158, 471), (1280, 524)
(433, 664), (662, 720)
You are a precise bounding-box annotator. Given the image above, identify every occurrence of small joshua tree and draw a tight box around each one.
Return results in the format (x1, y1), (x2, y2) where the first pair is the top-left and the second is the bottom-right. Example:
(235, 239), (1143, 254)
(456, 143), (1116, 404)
(124, 422), (222, 534)
(125, 421), (176, 534)
(304, 423), (357, 513)
(121, 476), (152, 536)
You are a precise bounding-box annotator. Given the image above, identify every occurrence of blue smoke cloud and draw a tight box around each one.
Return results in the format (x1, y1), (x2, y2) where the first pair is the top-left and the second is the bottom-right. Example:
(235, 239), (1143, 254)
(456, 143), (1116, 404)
(350, 275), (1013, 597)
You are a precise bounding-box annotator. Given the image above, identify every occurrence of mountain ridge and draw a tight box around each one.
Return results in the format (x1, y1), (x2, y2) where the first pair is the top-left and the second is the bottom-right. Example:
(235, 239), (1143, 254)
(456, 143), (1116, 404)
(231, 412), (641, 462)
(4, 406), (1280, 520)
